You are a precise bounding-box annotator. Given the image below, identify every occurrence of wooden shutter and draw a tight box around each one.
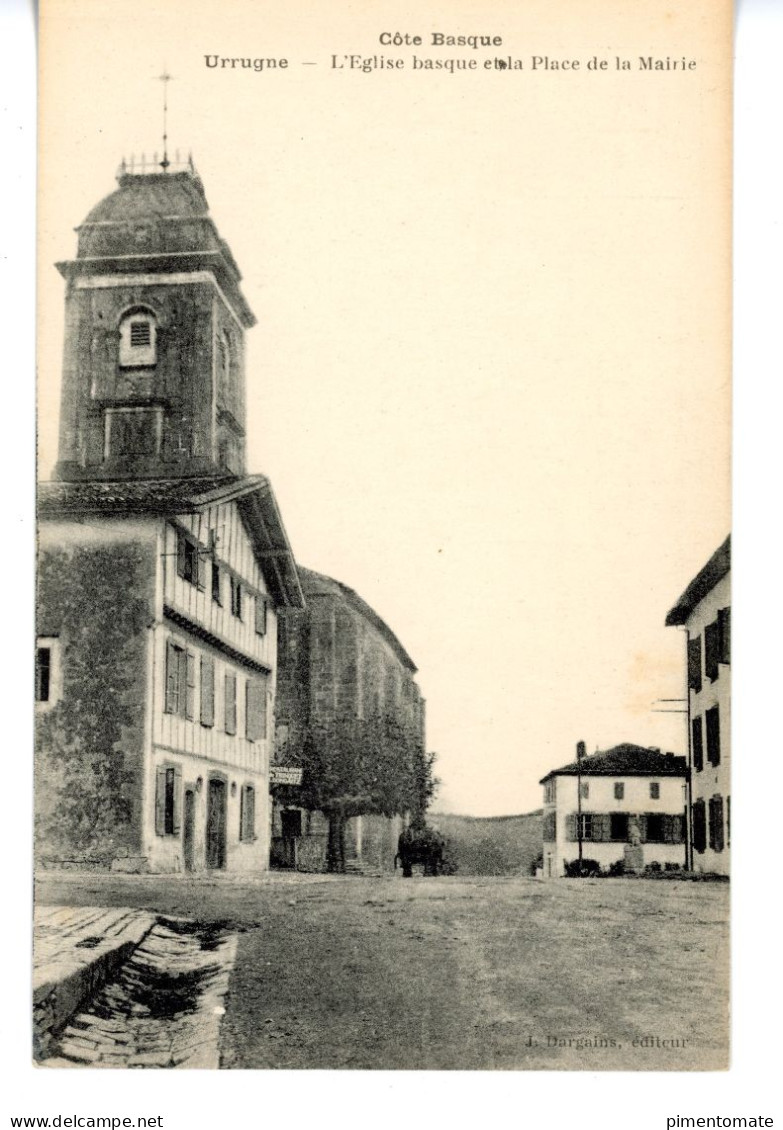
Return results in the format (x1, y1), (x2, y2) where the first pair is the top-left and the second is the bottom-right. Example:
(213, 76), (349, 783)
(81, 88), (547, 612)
(705, 706), (721, 766)
(185, 652), (196, 720)
(176, 529), (187, 580)
(172, 767), (183, 834)
(687, 635), (702, 692)
(225, 672), (237, 735)
(240, 785), (256, 841)
(255, 595), (268, 636)
(196, 547), (207, 591)
(165, 640), (180, 714)
(200, 657), (215, 727)
(692, 716), (704, 772)
(692, 799), (706, 853)
(155, 766), (167, 835)
(718, 607), (731, 665)
(565, 813), (577, 842)
(246, 676), (269, 742)
(638, 814), (648, 844)
(704, 621), (720, 682)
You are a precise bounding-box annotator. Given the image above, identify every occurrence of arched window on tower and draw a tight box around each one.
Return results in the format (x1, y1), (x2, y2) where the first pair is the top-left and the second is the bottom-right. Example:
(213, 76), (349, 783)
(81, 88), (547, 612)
(119, 308), (157, 367)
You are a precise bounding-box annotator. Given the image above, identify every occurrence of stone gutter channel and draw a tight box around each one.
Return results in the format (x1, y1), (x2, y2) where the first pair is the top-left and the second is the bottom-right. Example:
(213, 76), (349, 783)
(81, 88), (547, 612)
(34, 908), (238, 1068)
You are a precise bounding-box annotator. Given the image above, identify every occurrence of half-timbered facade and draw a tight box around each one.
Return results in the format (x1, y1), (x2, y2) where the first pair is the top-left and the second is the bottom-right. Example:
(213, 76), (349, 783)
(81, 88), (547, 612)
(36, 160), (304, 873)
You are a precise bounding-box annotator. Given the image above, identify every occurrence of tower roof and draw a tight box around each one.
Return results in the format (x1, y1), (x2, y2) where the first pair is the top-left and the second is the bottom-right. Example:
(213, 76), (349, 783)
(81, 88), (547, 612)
(58, 163), (255, 327)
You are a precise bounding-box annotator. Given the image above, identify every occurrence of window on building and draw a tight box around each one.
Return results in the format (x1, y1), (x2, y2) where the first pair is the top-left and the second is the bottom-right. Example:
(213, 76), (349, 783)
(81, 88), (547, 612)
(240, 785), (256, 842)
(230, 576), (243, 619)
(155, 764), (182, 836)
(708, 794), (725, 852)
(224, 672), (237, 735)
(255, 595), (268, 636)
(687, 635), (702, 693)
(692, 716), (704, 772)
(704, 620), (721, 682)
(543, 810), (556, 841)
(246, 675), (268, 742)
(614, 782), (625, 800)
(705, 705), (721, 766)
(211, 561), (222, 605)
(119, 310), (157, 367)
(35, 642), (57, 705)
(176, 529), (205, 589)
(727, 796), (730, 847)
(650, 782), (660, 800)
(610, 813), (629, 841)
(579, 781), (589, 800)
(543, 779), (556, 804)
(646, 813), (664, 842)
(692, 798), (707, 853)
(200, 656), (215, 727)
(718, 607), (731, 666)
(165, 640), (196, 719)
(577, 813), (594, 841)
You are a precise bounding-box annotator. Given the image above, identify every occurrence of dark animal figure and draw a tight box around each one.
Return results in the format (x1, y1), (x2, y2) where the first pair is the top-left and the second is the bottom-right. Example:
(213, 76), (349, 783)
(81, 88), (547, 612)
(395, 824), (445, 877)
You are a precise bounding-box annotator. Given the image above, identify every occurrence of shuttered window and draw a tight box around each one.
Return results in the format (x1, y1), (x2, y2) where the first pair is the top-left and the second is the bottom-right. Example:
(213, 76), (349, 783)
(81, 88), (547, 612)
(246, 676), (268, 742)
(200, 656), (215, 727)
(577, 814), (594, 841)
(614, 782), (624, 800)
(609, 813), (628, 841)
(255, 595), (268, 636)
(165, 640), (196, 719)
(687, 635), (702, 692)
(708, 795), (724, 852)
(692, 799), (707, 853)
(649, 782), (660, 799)
(645, 813), (664, 842)
(704, 620), (720, 682)
(35, 647), (52, 702)
(718, 607), (731, 665)
(211, 561), (222, 605)
(165, 640), (183, 714)
(705, 706), (720, 766)
(240, 785), (256, 842)
(225, 672), (237, 735)
(230, 576), (243, 619)
(176, 529), (206, 590)
(692, 716), (704, 772)
(155, 764), (182, 836)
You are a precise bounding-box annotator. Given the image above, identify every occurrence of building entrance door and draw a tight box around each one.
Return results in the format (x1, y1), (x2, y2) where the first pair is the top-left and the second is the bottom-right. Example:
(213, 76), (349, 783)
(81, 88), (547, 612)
(183, 788), (196, 872)
(206, 778), (227, 869)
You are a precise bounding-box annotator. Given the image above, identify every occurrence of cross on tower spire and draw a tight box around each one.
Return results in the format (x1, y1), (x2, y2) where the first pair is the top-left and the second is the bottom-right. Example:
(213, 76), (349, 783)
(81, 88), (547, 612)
(157, 69), (174, 171)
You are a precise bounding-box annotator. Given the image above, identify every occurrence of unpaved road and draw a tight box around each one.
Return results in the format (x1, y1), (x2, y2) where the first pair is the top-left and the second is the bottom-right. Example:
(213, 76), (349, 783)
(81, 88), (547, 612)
(36, 872), (729, 1070)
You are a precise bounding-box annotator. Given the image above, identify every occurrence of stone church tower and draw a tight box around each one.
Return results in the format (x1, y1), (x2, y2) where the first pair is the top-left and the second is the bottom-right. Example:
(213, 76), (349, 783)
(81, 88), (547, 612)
(36, 159), (303, 873)
(54, 161), (252, 483)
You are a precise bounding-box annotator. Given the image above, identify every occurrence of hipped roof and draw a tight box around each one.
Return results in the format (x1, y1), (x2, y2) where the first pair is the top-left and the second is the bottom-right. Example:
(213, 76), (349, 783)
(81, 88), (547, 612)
(539, 743), (687, 784)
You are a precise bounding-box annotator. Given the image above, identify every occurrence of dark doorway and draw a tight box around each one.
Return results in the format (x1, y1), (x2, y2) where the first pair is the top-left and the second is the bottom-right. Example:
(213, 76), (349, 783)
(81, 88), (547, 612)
(206, 777), (227, 869)
(183, 788), (196, 872)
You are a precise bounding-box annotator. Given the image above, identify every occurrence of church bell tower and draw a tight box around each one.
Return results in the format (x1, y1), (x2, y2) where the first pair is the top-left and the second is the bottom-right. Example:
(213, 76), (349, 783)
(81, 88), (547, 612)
(54, 157), (255, 482)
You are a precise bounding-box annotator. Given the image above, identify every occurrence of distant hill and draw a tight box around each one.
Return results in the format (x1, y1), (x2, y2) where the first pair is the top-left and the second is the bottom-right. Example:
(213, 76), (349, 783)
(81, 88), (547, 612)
(427, 811), (543, 876)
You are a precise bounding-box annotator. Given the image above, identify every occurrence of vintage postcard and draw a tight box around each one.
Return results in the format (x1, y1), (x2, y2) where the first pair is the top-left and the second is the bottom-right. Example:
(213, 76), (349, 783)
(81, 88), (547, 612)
(32, 0), (732, 1076)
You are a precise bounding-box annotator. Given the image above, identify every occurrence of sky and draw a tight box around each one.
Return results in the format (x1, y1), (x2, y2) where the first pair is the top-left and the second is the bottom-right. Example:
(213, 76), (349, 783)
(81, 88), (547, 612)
(36, 0), (732, 816)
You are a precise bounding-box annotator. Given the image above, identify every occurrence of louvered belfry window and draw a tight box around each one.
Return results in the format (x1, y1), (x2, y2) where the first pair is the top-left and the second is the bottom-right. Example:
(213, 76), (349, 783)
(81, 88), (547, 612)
(130, 321), (151, 347)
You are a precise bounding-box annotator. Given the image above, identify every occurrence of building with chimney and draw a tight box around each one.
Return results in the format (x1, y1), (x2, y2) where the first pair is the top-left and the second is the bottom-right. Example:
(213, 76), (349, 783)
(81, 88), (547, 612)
(665, 536), (731, 875)
(35, 159), (304, 873)
(539, 744), (687, 878)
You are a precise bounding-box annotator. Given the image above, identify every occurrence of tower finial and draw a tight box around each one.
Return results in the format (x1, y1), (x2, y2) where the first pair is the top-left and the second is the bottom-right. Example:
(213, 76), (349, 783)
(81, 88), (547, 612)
(157, 69), (174, 172)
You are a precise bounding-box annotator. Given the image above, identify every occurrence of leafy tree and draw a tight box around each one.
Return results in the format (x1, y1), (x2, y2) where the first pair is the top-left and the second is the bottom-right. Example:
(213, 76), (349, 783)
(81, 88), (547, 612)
(276, 710), (437, 872)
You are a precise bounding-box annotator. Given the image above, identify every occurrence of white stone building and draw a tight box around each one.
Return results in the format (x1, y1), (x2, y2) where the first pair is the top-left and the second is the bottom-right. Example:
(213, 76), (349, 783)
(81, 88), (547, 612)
(539, 744), (687, 878)
(665, 536), (730, 875)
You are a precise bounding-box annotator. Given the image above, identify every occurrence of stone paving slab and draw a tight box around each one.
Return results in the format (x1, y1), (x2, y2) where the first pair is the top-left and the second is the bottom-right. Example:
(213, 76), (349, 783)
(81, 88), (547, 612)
(34, 906), (155, 1059)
